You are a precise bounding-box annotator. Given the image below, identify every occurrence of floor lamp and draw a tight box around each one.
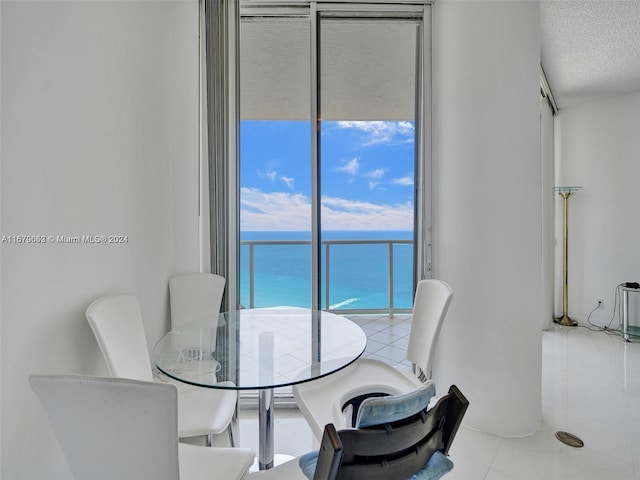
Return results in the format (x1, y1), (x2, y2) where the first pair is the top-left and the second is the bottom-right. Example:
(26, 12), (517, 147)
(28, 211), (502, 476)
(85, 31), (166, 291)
(554, 186), (581, 327)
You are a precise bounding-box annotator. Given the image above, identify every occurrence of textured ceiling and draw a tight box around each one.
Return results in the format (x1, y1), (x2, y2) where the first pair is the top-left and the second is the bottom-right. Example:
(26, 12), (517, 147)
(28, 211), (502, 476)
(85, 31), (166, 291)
(541, 0), (640, 109)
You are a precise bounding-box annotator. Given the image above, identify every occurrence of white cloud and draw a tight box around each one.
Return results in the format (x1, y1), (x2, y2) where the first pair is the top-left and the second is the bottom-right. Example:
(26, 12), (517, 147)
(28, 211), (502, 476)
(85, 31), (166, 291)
(259, 170), (278, 182)
(281, 176), (295, 190)
(366, 168), (385, 179)
(391, 176), (414, 186)
(241, 188), (311, 231)
(368, 181), (380, 190)
(240, 187), (413, 231)
(321, 196), (413, 230)
(336, 157), (359, 176)
(336, 121), (414, 146)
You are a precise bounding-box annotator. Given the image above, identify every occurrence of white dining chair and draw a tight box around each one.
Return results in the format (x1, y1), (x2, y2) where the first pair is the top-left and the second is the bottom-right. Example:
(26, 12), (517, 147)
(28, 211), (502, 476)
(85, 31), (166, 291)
(29, 375), (254, 480)
(85, 293), (237, 445)
(292, 279), (454, 440)
(169, 273), (226, 329)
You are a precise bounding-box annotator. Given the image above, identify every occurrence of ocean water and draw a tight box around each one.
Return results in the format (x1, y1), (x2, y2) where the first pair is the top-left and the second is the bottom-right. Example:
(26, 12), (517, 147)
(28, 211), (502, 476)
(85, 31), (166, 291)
(240, 231), (414, 311)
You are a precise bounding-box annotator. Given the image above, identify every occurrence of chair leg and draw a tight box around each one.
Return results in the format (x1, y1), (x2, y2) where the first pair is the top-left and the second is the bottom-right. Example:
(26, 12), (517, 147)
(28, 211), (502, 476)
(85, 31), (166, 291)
(205, 425), (235, 447)
(227, 422), (236, 447)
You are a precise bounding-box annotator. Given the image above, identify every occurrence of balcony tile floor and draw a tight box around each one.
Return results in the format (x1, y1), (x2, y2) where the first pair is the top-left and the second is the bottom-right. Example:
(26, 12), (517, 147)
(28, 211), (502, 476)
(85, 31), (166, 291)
(211, 315), (640, 479)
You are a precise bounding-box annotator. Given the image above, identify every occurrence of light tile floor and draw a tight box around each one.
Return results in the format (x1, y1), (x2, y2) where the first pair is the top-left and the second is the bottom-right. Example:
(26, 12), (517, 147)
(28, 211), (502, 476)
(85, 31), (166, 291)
(227, 315), (640, 479)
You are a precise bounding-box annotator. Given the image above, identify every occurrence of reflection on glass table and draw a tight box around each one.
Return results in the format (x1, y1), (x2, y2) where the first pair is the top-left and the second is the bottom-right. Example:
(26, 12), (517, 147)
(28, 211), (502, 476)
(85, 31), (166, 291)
(153, 307), (367, 470)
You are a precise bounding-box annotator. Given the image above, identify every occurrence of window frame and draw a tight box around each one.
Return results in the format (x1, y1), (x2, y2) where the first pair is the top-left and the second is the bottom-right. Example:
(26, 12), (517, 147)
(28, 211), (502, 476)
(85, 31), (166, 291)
(214, 0), (433, 312)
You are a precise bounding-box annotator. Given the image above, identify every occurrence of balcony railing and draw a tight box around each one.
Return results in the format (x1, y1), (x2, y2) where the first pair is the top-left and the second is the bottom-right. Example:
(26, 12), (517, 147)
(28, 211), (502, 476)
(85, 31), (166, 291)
(241, 238), (413, 317)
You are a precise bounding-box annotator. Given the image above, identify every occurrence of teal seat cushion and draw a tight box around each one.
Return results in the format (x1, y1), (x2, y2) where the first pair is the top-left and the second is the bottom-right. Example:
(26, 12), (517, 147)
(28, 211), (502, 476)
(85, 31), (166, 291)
(409, 452), (454, 479)
(298, 450), (453, 480)
(298, 450), (319, 479)
(355, 380), (436, 428)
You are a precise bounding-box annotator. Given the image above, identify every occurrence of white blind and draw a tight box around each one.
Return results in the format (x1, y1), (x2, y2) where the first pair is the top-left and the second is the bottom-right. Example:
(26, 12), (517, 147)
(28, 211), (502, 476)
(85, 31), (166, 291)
(240, 16), (419, 120)
(240, 17), (311, 120)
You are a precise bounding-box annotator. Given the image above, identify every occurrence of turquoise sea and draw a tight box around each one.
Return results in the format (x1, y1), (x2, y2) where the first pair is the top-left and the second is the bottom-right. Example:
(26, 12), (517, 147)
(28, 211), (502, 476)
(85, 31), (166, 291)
(240, 231), (414, 311)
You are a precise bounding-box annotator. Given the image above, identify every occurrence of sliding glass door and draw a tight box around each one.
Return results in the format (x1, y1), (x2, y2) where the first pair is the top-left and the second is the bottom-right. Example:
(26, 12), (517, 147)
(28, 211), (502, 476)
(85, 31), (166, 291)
(239, 12), (312, 308)
(318, 14), (421, 313)
(238, 2), (430, 314)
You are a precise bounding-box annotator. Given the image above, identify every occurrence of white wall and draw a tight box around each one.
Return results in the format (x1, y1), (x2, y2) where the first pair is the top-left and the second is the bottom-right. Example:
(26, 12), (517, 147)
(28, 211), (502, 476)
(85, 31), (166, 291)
(555, 91), (640, 327)
(0, 1), (200, 478)
(431, 0), (543, 436)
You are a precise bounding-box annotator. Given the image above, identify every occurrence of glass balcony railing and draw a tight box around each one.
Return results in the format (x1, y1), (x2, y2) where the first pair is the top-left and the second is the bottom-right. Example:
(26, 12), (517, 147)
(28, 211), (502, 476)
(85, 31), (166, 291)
(240, 237), (414, 317)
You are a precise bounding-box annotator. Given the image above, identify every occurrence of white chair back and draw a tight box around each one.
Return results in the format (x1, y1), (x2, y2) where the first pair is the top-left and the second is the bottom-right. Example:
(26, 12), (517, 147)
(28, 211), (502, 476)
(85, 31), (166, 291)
(169, 273), (226, 329)
(406, 279), (453, 379)
(86, 293), (154, 381)
(30, 375), (179, 480)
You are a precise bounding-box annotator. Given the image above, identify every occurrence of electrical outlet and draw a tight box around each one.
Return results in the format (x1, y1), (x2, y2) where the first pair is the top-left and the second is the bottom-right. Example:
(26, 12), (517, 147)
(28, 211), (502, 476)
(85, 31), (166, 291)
(597, 300), (604, 309)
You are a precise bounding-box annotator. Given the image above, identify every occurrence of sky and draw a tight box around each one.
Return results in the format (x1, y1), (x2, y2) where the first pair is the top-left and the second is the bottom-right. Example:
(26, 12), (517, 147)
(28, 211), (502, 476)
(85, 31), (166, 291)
(240, 120), (415, 231)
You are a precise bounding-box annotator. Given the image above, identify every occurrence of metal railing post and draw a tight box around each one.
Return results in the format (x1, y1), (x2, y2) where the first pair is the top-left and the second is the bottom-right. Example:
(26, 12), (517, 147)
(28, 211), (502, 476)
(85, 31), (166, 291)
(249, 244), (255, 308)
(388, 241), (394, 319)
(324, 242), (331, 310)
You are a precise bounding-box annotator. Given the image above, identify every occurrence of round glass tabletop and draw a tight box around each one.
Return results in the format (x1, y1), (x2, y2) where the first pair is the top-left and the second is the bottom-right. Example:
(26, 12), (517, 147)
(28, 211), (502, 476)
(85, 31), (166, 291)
(153, 307), (367, 390)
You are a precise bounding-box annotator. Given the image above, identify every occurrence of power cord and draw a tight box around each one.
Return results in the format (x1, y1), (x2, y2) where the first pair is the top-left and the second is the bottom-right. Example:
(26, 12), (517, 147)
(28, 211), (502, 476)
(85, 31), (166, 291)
(579, 283), (640, 339)
(585, 303), (601, 329)
(603, 283), (624, 331)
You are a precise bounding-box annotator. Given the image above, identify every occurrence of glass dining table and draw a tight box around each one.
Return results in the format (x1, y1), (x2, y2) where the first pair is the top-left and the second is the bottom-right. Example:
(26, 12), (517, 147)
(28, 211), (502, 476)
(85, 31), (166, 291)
(152, 307), (367, 470)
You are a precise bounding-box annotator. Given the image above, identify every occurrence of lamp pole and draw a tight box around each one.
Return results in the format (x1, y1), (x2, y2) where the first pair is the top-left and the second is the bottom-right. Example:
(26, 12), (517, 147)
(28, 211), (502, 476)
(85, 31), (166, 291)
(554, 186), (581, 327)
